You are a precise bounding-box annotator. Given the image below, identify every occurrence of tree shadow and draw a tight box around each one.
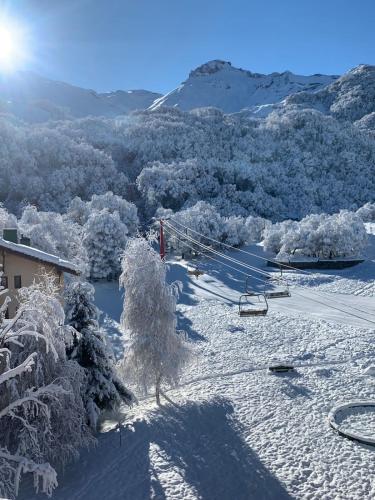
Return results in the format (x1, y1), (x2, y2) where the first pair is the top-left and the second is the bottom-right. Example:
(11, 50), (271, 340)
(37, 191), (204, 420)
(22, 398), (292, 500)
(166, 262), (200, 306)
(146, 398), (292, 500)
(176, 309), (206, 342)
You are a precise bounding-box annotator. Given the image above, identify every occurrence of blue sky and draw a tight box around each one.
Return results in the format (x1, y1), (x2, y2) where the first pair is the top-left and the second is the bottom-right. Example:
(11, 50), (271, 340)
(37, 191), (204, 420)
(3, 0), (375, 93)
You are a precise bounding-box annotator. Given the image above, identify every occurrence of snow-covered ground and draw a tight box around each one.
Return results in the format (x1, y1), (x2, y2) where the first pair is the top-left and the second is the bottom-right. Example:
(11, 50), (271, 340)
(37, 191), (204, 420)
(21, 232), (375, 500)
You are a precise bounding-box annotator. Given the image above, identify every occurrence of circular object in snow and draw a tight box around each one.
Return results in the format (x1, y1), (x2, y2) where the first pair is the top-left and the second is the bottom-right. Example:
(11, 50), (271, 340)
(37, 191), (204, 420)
(328, 401), (375, 446)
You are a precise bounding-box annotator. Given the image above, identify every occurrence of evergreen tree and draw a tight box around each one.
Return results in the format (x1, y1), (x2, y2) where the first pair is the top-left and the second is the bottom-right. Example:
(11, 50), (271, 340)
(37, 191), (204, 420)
(65, 281), (134, 428)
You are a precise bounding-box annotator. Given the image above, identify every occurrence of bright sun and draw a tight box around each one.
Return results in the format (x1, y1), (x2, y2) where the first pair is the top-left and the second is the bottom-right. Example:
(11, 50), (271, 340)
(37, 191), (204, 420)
(0, 22), (26, 72)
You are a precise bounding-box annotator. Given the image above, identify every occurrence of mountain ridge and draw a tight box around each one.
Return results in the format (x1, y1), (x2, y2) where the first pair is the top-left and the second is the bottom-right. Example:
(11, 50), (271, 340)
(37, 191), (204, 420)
(149, 59), (338, 114)
(2, 61), (374, 122)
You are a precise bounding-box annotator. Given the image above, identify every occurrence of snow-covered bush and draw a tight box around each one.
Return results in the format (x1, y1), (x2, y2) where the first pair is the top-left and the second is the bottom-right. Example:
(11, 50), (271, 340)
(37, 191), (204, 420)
(263, 211), (368, 259)
(263, 220), (299, 255)
(0, 275), (93, 499)
(167, 202), (223, 255)
(356, 202), (375, 222)
(120, 238), (191, 404)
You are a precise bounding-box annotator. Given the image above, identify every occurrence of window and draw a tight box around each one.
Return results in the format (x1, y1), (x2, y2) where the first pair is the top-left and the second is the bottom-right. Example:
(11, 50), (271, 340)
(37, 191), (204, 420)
(14, 276), (22, 289)
(0, 275), (8, 289)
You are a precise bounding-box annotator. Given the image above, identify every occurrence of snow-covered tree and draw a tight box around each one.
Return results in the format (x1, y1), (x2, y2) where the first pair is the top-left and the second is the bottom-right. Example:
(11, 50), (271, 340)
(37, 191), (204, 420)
(83, 209), (129, 280)
(67, 191), (138, 234)
(263, 211), (368, 259)
(0, 275), (92, 499)
(164, 202), (268, 255)
(120, 238), (191, 404)
(19, 205), (88, 276)
(356, 202), (375, 222)
(0, 204), (17, 231)
(65, 281), (134, 428)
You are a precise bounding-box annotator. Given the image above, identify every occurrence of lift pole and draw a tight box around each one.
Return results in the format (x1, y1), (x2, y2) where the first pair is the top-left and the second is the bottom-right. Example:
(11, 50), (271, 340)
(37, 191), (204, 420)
(159, 219), (165, 260)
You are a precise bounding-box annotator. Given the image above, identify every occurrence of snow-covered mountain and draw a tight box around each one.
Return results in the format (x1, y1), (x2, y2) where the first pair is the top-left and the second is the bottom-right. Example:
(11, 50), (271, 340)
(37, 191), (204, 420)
(0, 71), (161, 122)
(286, 64), (375, 124)
(149, 60), (338, 114)
(2, 62), (374, 123)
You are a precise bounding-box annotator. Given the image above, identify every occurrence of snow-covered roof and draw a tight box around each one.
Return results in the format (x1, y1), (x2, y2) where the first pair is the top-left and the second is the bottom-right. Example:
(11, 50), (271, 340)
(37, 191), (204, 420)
(0, 238), (79, 275)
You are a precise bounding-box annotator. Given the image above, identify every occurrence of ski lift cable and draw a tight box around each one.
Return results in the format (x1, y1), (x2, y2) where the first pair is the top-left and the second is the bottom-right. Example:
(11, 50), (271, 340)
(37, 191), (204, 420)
(167, 218), (334, 277)
(164, 221), (272, 278)
(166, 219), (375, 319)
(163, 227), (268, 285)
(164, 223), (375, 326)
(168, 225), (375, 325)
(291, 288), (375, 326)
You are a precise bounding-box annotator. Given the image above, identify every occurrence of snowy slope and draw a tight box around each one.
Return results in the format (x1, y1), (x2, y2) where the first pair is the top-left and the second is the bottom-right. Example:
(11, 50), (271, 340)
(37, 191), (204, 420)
(0, 71), (161, 122)
(20, 232), (375, 500)
(286, 64), (375, 123)
(149, 60), (338, 114)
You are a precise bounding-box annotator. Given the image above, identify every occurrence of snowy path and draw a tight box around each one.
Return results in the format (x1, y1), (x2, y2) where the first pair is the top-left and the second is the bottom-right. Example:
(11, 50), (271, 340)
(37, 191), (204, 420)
(21, 243), (375, 500)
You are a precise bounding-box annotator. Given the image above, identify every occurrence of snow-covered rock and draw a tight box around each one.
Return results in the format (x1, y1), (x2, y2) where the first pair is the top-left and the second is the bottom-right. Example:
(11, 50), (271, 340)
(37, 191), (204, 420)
(0, 71), (161, 122)
(149, 60), (338, 113)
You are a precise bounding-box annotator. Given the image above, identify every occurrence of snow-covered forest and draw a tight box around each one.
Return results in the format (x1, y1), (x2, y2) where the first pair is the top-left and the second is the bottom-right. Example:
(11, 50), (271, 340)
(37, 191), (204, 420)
(1, 72), (375, 223)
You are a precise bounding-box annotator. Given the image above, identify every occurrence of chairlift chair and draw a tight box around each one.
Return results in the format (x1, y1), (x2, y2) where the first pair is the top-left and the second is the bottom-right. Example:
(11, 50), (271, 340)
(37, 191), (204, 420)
(238, 293), (268, 317)
(244, 276), (257, 296)
(264, 277), (291, 299)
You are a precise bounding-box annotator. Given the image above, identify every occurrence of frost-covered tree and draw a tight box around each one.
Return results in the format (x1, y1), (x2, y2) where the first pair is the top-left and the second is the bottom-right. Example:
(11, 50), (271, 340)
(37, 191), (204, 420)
(19, 205), (88, 276)
(67, 191), (138, 234)
(356, 202), (375, 222)
(0, 275), (93, 499)
(0, 204), (17, 231)
(164, 202), (268, 255)
(65, 281), (134, 428)
(120, 238), (191, 404)
(83, 209), (129, 280)
(263, 211), (368, 259)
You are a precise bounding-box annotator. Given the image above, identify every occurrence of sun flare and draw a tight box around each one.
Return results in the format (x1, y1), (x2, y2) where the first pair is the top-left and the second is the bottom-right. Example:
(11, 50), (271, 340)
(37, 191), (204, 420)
(0, 22), (26, 72)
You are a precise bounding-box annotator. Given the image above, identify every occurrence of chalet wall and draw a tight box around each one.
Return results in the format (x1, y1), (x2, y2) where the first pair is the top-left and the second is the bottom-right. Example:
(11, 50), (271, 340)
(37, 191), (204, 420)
(0, 250), (64, 317)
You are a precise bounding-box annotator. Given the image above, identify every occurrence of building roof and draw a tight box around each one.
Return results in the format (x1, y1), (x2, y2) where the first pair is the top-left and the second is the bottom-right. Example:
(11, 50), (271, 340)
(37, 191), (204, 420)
(0, 238), (80, 275)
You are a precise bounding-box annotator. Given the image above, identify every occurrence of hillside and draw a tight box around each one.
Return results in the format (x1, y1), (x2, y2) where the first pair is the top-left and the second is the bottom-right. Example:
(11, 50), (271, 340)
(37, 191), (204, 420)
(286, 64), (375, 124)
(0, 71), (161, 122)
(149, 60), (338, 113)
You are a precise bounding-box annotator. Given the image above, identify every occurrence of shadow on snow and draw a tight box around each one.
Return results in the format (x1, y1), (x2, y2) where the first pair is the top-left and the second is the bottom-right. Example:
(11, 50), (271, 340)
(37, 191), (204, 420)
(21, 398), (291, 500)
